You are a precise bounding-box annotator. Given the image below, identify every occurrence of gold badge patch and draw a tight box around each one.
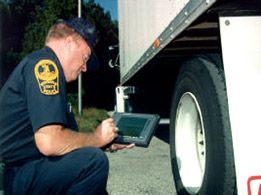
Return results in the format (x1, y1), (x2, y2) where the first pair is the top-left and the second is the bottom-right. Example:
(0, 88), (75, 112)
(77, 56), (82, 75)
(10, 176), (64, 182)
(34, 59), (59, 95)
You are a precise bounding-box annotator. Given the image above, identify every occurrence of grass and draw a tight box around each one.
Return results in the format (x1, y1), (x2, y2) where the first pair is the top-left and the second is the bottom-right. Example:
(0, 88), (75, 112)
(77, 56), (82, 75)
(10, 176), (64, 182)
(68, 93), (111, 133)
(73, 107), (110, 133)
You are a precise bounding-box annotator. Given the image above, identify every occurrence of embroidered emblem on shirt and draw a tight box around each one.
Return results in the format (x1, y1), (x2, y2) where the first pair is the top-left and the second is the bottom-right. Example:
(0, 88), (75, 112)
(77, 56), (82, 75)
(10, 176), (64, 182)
(34, 59), (59, 95)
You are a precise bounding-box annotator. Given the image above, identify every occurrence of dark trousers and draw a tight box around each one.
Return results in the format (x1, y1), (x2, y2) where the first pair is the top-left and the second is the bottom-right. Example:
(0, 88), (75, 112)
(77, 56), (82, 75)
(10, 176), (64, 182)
(4, 147), (109, 195)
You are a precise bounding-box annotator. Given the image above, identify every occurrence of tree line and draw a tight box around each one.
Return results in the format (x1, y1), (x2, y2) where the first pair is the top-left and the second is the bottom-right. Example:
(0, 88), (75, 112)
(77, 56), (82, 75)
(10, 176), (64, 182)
(1, 0), (120, 109)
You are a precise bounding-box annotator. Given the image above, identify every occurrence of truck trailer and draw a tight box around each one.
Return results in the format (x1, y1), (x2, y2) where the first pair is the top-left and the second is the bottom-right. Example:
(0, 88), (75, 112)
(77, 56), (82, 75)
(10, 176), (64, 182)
(114, 0), (261, 194)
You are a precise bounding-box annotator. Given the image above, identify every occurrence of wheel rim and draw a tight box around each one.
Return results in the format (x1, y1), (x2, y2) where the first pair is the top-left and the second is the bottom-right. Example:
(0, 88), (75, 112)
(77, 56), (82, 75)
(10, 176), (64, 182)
(175, 92), (206, 194)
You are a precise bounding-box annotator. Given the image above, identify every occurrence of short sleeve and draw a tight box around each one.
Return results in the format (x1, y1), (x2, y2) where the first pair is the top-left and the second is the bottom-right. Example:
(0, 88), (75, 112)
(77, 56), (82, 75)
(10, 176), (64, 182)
(24, 58), (68, 132)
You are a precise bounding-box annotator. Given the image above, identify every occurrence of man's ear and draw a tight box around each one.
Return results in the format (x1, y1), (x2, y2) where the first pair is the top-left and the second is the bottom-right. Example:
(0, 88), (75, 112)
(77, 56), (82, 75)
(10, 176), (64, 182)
(64, 36), (76, 51)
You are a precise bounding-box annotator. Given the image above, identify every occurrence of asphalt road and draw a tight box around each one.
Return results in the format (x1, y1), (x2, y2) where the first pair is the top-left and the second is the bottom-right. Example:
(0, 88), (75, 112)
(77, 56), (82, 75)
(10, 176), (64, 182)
(106, 122), (177, 195)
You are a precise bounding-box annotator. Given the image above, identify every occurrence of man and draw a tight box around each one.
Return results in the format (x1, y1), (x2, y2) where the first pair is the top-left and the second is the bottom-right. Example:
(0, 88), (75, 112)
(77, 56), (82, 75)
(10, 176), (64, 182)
(0, 18), (134, 194)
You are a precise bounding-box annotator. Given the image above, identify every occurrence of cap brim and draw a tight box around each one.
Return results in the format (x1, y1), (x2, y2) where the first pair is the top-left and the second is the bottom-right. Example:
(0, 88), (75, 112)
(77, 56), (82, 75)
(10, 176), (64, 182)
(87, 44), (99, 71)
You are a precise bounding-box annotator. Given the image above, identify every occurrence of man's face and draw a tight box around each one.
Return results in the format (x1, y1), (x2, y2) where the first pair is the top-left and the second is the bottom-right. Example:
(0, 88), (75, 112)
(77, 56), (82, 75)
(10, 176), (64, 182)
(65, 38), (91, 82)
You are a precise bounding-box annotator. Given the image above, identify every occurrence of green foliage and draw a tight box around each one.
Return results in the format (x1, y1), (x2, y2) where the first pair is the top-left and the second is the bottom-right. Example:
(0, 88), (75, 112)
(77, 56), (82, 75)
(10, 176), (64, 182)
(75, 107), (109, 133)
(20, 0), (118, 59)
(68, 93), (79, 108)
(1, 0), (43, 85)
(2, 0), (118, 74)
(20, 0), (78, 58)
(67, 93), (110, 133)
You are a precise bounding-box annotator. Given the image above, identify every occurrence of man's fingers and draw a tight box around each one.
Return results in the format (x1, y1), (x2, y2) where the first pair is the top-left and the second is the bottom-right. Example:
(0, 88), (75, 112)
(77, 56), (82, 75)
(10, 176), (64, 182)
(111, 143), (135, 150)
(126, 143), (135, 149)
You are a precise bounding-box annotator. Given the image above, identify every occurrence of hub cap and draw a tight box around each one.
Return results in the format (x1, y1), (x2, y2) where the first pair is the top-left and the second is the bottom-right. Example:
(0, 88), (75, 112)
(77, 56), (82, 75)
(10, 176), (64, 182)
(175, 92), (206, 194)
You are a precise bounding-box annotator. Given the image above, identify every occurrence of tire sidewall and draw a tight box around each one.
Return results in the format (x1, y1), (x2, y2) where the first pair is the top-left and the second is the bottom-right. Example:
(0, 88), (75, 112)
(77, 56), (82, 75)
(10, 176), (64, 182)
(170, 57), (234, 194)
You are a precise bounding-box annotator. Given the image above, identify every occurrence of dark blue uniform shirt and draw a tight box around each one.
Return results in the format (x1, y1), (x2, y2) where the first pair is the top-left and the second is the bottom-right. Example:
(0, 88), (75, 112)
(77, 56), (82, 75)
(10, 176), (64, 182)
(0, 46), (78, 165)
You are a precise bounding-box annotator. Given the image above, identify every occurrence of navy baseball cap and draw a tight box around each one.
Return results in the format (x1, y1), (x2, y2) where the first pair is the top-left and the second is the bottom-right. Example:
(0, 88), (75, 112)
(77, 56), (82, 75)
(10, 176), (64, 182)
(63, 17), (99, 70)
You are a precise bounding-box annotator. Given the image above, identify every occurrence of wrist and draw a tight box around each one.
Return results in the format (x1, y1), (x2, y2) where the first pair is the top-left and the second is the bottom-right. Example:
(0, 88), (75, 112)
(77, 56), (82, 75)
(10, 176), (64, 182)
(92, 131), (106, 148)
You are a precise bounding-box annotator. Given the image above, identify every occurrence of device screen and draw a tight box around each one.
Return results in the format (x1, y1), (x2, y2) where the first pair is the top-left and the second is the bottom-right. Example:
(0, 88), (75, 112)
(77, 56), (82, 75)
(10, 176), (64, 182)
(117, 117), (148, 137)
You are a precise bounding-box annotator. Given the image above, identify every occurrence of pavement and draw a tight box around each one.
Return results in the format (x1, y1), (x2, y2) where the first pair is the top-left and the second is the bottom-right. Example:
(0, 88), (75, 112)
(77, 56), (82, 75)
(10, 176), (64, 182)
(106, 122), (177, 195)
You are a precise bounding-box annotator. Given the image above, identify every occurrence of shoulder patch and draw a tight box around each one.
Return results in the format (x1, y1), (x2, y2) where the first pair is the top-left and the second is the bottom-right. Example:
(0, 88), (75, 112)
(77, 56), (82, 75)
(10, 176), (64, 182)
(34, 59), (59, 95)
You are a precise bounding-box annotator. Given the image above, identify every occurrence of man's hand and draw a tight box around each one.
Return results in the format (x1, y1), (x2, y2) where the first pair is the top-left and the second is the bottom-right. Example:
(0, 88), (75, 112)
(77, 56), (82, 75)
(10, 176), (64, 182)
(94, 118), (118, 147)
(106, 143), (135, 153)
(95, 118), (135, 152)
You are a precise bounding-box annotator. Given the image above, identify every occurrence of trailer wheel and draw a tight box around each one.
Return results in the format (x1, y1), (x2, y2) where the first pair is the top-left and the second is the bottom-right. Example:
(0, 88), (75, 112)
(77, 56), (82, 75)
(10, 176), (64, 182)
(169, 56), (237, 194)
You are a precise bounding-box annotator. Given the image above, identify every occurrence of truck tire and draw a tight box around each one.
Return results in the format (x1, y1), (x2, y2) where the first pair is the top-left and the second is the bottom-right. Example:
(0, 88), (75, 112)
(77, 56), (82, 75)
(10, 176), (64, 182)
(169, 56), (237, 195)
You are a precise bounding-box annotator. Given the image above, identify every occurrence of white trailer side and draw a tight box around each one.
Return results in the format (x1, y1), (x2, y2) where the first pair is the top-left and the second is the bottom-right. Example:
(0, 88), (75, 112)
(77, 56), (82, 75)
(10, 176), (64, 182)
(117, 0), (261, 194)
(118, 0), (217, 84)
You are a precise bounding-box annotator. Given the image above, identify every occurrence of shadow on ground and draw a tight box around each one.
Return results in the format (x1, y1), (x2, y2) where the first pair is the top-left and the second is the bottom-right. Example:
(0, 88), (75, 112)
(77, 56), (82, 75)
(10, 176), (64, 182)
(154, 124), (170, 144)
